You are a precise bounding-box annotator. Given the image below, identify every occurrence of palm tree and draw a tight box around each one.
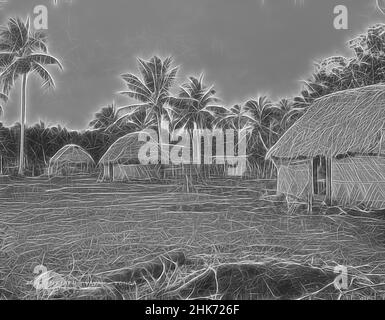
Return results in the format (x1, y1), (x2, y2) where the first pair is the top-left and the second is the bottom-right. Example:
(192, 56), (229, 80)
(0, 17), (63, 175)
(244, 96), (280, 151)
(170, 74), (221, 130)
(215, 98), (277, 157)
(117, 56), (178, 133)
(122, 109), (157, 132)
(108, 107), (156, 135)
(277, 98), (305, 131)
(89, 102), (119, 130)
(216, 104), (252, 131)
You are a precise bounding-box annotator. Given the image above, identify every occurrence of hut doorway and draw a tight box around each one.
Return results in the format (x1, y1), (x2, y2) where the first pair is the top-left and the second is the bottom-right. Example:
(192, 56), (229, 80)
(313, 156), (326, 196)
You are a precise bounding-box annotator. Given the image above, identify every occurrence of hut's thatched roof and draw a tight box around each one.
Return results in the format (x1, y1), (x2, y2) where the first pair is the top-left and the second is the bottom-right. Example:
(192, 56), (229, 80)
(49, 144), (95, 165)
(266, 85), (385, 159)
(99, 132), (143, 164)
(99, 132), (166, 164)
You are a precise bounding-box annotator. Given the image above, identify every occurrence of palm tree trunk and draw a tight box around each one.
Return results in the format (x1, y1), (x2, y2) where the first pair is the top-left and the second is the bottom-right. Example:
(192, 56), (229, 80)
(18, 73), (27, 176)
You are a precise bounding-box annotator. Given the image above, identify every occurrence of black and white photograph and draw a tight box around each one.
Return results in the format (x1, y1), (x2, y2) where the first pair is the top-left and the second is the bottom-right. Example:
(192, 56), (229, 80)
(1, 0), (385, 308)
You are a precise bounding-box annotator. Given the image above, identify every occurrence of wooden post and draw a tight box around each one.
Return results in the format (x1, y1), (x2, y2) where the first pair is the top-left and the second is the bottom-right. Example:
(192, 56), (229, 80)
(308, 158), (314, 214)
(325, 156), (333, 206)
(313, 156), (318, 194)
(109, 162), (114, 181)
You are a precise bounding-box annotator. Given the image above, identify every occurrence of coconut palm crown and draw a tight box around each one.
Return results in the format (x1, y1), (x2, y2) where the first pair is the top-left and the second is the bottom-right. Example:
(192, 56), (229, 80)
(89, 103), (119, 130)
(170, 74), (221, 130)
(117, 56), (178, 130)
(0, 17), (63, 175)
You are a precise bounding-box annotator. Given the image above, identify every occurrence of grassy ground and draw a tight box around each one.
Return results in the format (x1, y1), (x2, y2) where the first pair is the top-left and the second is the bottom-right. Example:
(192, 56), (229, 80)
(1, 175), (385, 300)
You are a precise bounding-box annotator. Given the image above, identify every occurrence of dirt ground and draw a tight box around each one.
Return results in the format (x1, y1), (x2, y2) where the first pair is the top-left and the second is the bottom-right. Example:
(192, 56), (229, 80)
(1, 176), (385, 299)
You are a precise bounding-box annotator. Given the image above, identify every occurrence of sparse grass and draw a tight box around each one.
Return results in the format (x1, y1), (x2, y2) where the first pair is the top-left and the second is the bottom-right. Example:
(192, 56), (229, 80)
(1, 175), (385, 300)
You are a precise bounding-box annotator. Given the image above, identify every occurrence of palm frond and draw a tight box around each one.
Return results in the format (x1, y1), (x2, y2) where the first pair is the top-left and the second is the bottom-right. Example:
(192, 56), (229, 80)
(7, 17), (29, 51)
(27, 53), (63, 70)
(31, 62), (56, 90)
(137, 58), (155, 91)
(119, 90), (151, 103)
(0, 52), (15, 68)
(27, 30), (48, 53)
(116, 103), (149, 117)
(162, 66), (178, 92)
(0, 92), (8, 103)
(161, 56), (174, 75)
(121, 73), (152, 97)
(0, 60), (19, 94)
(119, 56), (179, 126)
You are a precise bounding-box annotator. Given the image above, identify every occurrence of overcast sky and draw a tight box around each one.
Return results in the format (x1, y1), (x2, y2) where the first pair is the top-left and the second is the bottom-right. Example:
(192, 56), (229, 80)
(0, 0), (384, 129)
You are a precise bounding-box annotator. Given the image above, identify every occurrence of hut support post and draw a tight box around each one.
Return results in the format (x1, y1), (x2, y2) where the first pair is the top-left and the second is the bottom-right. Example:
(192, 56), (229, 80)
(109, 162), (114, 181)
(313, 156), (318, 194)
(326, 157), (333, 206)
(103, 163), (110, 181)
(308, 158), (314, 214)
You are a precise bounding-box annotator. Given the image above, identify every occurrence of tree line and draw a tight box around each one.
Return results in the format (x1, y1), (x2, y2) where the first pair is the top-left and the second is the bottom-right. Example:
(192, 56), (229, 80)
(1, 17), (385, 176)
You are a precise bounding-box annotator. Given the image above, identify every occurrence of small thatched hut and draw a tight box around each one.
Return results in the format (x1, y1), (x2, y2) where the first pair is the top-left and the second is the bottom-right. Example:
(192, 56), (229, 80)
(266, 84), (385, 210)
(49, 144), (95, 176)
(98, 132), (161, 181)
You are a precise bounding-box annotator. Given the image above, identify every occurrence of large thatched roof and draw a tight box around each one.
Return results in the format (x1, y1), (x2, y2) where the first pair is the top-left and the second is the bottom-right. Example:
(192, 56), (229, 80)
(99, 133), (143, 164)
(99, 132), (166, 164)
(266, 85), (385, 159)
(49, 144), (95, 165)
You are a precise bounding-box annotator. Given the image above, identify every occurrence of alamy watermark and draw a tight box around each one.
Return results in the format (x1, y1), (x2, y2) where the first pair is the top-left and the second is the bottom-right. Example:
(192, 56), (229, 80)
(136, 119), (252, 176)
(29, 265), (103, 297)
(333, 265), (348, 291)
(16, 1), (385, 33)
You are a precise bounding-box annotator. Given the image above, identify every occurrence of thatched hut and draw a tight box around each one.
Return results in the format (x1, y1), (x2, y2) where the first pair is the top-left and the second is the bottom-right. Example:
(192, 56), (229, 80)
(266, 84), (385, 210)
(98, 132), (161, 181)
(48, 144), (95, 176)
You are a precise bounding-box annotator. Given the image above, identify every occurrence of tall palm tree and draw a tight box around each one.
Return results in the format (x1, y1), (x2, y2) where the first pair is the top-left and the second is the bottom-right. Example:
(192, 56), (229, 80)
(109, 107), (156, 134)
(122, 109), (157, 132)
(89, 102), (119, 130)
(170, 74), (221, 130)
(117, 56), (178, 133)
(0, 17), (63, 175)
(215, 103), (261, 174)
(277, 98), (305, 131)
(244, 96), (280, 151)
(216, 104), (252, 131)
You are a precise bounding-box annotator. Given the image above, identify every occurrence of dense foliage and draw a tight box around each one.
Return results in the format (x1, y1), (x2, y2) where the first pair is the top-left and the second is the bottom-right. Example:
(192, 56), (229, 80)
(1, 23), (385, 176)
(295, 24), (385, 107)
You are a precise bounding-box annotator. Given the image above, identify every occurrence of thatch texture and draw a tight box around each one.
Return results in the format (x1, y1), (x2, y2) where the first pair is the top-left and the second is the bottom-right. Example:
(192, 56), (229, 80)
(332, 156), (385, 208)
(49, 144), (95, 176)
(98, 132), (165, 181)
(275, 160), (310, 200)
(99, 132), (145, 165)
(99, 132), (170, 164)
(266, 85), (385, 159)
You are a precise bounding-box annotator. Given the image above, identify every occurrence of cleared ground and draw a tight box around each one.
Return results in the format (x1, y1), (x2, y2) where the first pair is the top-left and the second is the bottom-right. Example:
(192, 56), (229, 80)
(1, 176), (385, 299)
